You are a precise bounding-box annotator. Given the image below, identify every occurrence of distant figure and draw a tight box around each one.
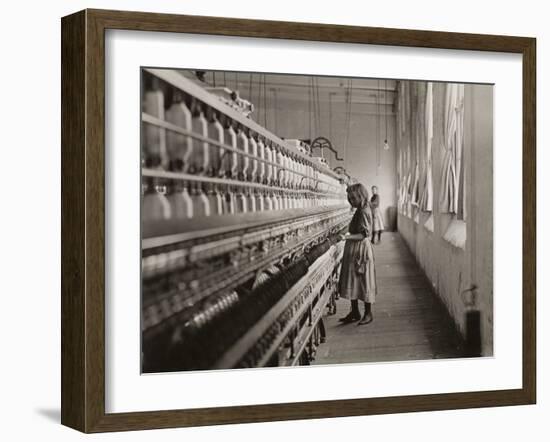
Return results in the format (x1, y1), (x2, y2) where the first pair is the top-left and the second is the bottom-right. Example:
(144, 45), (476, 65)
(338, 183), (377, 325)
(370, 186), (385, 244)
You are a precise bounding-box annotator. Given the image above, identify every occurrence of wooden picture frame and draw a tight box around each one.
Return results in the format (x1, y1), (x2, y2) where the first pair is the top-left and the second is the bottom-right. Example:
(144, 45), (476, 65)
(61, 8), (536, 433)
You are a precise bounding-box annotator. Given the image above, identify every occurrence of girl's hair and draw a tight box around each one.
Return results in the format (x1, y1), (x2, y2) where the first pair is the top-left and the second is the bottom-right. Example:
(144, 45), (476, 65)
(346, 183), (370, 207)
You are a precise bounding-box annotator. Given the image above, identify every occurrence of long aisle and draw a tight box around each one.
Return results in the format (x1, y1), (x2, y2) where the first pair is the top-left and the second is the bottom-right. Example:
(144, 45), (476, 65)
(313, 232), (465, 365)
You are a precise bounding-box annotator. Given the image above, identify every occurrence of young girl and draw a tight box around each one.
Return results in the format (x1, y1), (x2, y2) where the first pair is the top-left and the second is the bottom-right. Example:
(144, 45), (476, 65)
(370, 185), (385, 244)
(338, 183), (377, 325)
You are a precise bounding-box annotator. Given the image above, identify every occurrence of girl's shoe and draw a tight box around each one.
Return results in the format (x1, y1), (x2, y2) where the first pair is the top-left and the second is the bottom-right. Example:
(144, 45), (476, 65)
(339, 311), (361, 323)
(358, 312), (374, 325)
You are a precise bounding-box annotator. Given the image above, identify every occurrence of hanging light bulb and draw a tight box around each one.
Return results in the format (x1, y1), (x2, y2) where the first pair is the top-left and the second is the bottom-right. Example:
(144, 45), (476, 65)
(383, 79), (390, 151)
(376, 80), (381, 174)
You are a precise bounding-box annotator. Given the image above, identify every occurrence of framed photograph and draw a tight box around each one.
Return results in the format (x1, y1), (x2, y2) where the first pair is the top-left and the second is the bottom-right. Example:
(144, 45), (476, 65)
(61, 9), (536, 433)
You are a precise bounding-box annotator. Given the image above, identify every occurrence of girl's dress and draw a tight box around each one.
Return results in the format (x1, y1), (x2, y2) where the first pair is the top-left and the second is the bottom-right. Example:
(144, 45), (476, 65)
(338, 204), (377, 303)
(370, 194), (385, 232)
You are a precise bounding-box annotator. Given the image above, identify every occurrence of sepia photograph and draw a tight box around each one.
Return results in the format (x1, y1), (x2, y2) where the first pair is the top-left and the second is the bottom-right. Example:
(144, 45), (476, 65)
(140, 67), (493, 374)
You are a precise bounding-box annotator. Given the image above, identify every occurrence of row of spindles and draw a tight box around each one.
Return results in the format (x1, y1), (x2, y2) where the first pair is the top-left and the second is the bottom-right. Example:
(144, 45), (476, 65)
(142, 75), (346, 227)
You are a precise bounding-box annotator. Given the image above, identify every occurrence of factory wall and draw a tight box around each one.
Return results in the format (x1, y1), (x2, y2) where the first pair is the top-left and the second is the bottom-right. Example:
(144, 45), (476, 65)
(397, 82), (494, 356)
(254, 95), (398, 230)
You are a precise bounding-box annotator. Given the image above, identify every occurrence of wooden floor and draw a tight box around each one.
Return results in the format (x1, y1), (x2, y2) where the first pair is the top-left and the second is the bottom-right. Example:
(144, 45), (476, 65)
(313, 232), (465, 365)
